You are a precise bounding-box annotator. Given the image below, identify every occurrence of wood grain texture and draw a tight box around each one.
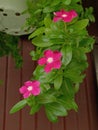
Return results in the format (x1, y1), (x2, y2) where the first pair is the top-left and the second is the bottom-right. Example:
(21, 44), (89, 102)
(0, 57), (7, 130)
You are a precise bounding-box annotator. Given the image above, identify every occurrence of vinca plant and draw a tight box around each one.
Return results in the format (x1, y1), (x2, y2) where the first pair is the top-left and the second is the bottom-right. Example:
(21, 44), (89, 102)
(10, 0), (95, 122)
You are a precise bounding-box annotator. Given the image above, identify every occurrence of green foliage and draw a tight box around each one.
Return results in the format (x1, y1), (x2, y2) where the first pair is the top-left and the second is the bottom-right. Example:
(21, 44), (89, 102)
(54, 74), (63, 90)
(82, 7), (95, 22)
(0, 32), (23, 68)
(30, 104), (41, 115)
(10, 99), (27, 113)
(70, 19), (89, 31)
(45, 102), (68, 122)
(61, 46), (72, 66)
(10, 0), (95, 122)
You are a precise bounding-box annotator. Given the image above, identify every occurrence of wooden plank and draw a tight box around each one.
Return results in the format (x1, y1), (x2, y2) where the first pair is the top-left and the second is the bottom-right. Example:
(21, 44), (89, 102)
(4, 55), (21, 130)
(21, 106), (36, 130)
(85, 53), (98, 130)
(75, 81), (90, 130)
(0, 56), (7, 130)
(65, 110), (78, 130)
(51, 117), (64, 130)
(65, 80), (91, 130)
(36, 108), (51, 130)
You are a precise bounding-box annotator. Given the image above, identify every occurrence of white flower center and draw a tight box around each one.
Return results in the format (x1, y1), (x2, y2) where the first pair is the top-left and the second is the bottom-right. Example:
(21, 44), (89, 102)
(62, 14), (67, 18)
(27, 86), (33, 91)
(47, 57), (53, 63)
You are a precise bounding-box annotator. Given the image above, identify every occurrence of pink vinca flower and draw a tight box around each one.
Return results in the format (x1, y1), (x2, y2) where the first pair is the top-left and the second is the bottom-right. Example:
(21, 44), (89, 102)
(53, 9), (78, 22)
(38, 50), (62, 73)
(19, 80), (40, 98)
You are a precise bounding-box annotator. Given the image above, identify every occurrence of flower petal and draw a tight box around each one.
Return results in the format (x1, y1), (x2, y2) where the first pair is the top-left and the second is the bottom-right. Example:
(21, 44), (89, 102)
(32, 86), (41, 96)
(44, 64), (53, 73)
(38, 57), (46, 65)
(19, 86), (27, 94)
(70, 10), (78, 18)
(24, 81), (32, 86)
(53, 16), (62, 22)
(54, 11), (62, 16)
(53, 9), (78, 23)
(53, 51), (62, 60)
(63, 14), (72, 22)
(23, 91), (31, 98)
(32, 80), (40, 87)
(53, 61), (61, 69)
(44, 50), (53, 57)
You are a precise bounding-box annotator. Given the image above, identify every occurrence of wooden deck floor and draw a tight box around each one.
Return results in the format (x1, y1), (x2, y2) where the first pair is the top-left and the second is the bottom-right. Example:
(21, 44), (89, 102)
(0, 38), (98, 130)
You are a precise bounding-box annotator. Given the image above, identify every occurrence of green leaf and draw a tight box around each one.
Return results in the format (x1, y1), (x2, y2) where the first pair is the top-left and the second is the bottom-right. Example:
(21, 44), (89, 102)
(37, 94), (56, 104)
(40, 84), (51, 92)
(44, 16), (52, 28)
(45, 108), (58, 122)
(71, 19), (89, 31)
(54, 75), (63, 90)
(62, 79), (75, 98)
(45, 103), (68, 116)
(84, 7), (95, 22)
(34, 67), (56, 83)
(29, 27), (45, 39)
(43, 6), (55, 13)
(33, 65), (44, 76)
(58, 96), (78, 111)
(30, 104), (41, 115)
(32, 35), (53, 47)
(64, 69), (85, 83)
(51, 21), (65, 32)
(26, 96), (36, 106)
(51, 0), (61, 6)
(74, 83), (80, 93)
(79, 37), (95, 52)
(61, 46), (72, 66)
(62, 0), (71, 5)
(30, 50), (39, 60)
(10, 99), (27, 114)
(63, 58), (88, 83)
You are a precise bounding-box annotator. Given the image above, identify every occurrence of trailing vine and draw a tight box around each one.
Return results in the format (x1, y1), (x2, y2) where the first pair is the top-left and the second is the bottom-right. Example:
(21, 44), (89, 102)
(10, 0), (95, 122)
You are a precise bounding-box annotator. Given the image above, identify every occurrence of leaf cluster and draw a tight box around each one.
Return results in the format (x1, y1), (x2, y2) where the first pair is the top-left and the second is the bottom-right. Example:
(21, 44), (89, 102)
(10, 0), (95, 122)
(0, 32), (23, 68)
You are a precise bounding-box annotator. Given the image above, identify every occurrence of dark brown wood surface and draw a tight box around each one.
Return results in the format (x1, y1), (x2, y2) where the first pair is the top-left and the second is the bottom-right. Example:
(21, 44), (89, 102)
(0, 38), (98, 130)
